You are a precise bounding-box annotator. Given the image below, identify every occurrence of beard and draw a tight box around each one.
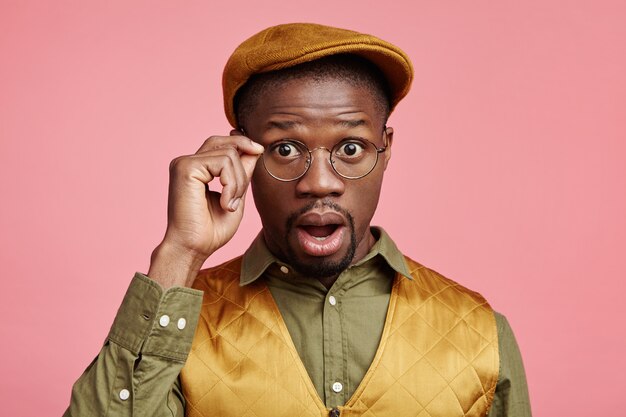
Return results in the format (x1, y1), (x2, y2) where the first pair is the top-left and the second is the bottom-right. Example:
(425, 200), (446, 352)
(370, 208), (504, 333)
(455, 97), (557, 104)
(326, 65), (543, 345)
(283, 200), (357, 279)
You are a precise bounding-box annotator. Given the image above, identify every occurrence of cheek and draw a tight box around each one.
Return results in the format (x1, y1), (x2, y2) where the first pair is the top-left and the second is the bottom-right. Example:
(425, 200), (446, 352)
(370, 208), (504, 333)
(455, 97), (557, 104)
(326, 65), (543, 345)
(346, 174), (384, 227)
(251, 162), (274, 198)
(251, 171), (290, 226)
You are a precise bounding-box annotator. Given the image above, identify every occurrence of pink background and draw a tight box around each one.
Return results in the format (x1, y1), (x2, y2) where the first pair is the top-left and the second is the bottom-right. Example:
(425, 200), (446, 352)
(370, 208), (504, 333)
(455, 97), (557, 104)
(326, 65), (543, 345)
(1, 1), (625, 415)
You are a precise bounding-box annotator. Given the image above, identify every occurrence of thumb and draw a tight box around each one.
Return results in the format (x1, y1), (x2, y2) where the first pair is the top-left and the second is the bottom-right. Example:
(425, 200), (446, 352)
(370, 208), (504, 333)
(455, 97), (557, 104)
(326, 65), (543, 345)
(241, 152), (261, 180)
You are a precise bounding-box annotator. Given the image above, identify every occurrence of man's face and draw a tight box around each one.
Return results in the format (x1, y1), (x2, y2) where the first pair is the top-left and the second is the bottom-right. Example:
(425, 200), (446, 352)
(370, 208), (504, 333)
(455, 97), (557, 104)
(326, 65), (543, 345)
(245, 76), (393, 279)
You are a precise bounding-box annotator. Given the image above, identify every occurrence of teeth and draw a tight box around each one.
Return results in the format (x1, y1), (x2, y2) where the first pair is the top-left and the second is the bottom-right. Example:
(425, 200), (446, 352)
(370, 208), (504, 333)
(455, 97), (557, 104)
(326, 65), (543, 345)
(314, 236), (328, 241)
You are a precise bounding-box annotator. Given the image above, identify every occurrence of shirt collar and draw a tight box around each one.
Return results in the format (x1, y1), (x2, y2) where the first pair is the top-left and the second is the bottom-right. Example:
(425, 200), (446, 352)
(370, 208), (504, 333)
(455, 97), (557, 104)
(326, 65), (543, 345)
(239, 226), (413, 286)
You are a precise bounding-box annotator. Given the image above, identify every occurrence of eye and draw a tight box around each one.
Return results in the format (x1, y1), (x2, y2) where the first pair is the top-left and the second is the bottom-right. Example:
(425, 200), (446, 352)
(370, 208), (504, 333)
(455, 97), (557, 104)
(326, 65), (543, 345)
(335, 140), (366, 158)
(268, 141), (304, 159)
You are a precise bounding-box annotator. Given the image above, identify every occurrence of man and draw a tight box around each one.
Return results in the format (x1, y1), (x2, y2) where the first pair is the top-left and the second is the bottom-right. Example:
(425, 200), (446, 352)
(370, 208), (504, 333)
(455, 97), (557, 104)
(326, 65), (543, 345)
(65, 23), (531, 417)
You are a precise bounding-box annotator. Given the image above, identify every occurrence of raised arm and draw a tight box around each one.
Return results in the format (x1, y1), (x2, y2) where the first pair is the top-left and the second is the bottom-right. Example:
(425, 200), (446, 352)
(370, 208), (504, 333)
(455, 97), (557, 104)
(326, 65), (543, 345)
(63, 133), (263, 416)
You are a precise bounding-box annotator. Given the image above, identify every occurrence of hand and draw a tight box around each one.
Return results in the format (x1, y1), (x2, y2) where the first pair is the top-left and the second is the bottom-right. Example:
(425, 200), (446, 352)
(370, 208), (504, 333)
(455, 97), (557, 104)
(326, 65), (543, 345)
(148, 131), (264, 288)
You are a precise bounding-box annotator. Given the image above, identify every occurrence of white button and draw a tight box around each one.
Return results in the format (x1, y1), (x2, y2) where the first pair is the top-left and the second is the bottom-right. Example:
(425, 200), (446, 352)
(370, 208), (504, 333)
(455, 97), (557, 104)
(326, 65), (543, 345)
(119, 388), (130, 401)
(328, 296), (337, 306)
(177, 318), (187, 330)
(332, 382), (343, 393)
(280, 265), (289, 274)
(159, 315), (170, 327)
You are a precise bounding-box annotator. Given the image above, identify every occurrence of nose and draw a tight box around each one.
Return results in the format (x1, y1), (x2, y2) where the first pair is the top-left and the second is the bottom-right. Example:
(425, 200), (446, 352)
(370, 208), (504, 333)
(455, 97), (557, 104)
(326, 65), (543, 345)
(295, 148), (345, 198)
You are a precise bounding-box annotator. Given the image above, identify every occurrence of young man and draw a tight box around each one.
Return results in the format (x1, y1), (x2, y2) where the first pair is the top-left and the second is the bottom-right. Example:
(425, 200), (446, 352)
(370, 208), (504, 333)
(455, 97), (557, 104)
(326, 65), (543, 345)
(65, 23), (531, 417)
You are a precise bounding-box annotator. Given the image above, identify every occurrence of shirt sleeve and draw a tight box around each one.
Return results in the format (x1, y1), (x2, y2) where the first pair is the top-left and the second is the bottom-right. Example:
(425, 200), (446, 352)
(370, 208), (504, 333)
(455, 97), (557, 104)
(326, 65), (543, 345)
(487, 312), (532, 417)
(63, 273), (203, 417)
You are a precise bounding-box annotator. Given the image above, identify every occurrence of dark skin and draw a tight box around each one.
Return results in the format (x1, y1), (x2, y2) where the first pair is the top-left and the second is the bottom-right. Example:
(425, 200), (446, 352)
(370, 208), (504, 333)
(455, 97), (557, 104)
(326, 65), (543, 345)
(148, 76), (393, 289)
(245, 78), (393, 288)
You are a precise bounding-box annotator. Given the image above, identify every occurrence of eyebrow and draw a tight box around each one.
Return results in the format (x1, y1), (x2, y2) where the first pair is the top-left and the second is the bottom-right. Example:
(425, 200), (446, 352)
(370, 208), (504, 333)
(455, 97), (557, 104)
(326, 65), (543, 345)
(267, 120), (301, 130)
(266, 118), (368, 131)
(336, 119), (367, 128)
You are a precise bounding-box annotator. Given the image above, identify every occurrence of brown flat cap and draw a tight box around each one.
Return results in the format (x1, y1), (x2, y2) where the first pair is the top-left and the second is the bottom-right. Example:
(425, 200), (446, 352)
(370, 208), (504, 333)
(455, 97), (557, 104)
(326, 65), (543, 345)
(222, 23), (414, 127)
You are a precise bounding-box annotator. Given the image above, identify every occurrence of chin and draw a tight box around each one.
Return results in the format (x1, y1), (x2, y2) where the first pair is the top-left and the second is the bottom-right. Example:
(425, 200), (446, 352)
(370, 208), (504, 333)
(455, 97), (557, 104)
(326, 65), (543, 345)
(285, 233), (357, 279)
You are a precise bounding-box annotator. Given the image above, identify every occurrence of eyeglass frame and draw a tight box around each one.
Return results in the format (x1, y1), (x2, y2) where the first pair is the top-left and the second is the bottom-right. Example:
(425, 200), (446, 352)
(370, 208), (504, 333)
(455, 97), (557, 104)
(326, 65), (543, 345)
(243, 127), (389, 182)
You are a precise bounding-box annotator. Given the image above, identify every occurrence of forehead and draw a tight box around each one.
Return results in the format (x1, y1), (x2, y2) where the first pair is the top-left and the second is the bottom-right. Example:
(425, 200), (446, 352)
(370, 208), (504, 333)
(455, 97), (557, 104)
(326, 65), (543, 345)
(248, 77), (384, 129)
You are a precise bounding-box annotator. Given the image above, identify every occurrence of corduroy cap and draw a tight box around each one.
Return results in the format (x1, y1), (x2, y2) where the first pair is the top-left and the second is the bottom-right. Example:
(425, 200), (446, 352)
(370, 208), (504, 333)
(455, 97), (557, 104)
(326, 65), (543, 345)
(222, 23), (414, 128)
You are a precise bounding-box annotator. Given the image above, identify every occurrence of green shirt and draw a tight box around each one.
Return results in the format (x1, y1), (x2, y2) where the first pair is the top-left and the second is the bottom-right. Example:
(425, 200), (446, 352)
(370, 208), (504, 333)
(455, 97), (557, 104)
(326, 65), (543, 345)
(64, 228), (531, 416)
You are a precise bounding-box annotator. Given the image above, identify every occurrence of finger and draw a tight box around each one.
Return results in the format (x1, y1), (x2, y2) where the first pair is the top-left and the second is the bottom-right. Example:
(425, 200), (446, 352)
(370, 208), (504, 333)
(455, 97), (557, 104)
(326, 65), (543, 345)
(224, 132), (263, 179)
(189, 147), (249, 211)
(194, 141), (261, 187)
(196, 135), (264, 155)
(240, 152), (261, 180)
(192, 154), (240, 212)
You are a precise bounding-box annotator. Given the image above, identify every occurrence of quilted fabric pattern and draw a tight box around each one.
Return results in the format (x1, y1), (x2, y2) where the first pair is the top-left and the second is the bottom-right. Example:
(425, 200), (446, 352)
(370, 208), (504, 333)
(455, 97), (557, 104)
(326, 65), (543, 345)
(181, 257), (326, 417)
(337, 257), (499, 417)
(180, 256), (498, 417)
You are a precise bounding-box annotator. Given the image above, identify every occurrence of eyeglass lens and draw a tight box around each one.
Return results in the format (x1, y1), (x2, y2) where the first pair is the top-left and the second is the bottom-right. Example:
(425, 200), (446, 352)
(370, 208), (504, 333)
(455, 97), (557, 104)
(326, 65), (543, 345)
(263, 139), (382, 181)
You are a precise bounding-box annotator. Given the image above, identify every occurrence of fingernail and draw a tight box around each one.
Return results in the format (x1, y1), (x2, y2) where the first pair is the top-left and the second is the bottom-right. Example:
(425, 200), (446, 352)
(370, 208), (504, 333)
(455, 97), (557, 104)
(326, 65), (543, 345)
(229, 198), (241, 211)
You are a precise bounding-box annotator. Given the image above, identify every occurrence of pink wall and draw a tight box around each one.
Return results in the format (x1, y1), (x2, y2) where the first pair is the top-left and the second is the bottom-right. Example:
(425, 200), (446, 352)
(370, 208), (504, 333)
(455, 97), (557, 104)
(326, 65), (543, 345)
(1, 1), (625, 415)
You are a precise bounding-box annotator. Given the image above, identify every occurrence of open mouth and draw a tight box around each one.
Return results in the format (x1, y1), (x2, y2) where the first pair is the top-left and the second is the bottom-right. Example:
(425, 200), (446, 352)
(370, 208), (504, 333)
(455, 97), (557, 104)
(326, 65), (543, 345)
(295, 212), (347, 257)
(300, 225), (340, 241)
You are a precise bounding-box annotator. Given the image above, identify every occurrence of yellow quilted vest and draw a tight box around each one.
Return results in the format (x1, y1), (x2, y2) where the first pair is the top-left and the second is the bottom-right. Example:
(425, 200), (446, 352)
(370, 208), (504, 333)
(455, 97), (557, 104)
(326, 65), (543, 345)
(181, 256), (499, 417)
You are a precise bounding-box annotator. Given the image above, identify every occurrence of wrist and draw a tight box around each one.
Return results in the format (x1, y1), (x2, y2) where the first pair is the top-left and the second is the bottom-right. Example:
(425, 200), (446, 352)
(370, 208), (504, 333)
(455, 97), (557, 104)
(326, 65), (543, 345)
(147, 241), (208, 288)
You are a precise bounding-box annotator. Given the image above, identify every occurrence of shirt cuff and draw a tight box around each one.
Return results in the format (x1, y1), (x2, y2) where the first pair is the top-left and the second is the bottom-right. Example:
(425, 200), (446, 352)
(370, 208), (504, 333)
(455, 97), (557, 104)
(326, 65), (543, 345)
(107, 273), (204, 362)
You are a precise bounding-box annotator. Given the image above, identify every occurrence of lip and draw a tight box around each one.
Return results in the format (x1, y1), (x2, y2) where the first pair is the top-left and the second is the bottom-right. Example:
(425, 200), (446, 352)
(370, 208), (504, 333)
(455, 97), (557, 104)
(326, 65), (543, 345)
(293, 210), (347, 257)
(296, 225), (346, 257)
(295, 211), (346, 227)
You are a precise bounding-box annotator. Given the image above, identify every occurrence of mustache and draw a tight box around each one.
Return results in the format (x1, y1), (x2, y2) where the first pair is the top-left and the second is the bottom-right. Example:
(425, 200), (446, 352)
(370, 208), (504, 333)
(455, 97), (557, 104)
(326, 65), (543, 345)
(285, 199), (352, 231)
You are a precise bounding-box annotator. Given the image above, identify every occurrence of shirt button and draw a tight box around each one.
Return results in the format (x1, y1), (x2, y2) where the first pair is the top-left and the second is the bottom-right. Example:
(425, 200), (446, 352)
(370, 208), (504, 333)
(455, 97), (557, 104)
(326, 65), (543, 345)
(332, 382), (343, 393)
(159, 315), (170, 327)
(280, 265), (289, 274)
(328, 295), (337, 306)
(177, 318), (187, 330)
(119, 388), (130, 401)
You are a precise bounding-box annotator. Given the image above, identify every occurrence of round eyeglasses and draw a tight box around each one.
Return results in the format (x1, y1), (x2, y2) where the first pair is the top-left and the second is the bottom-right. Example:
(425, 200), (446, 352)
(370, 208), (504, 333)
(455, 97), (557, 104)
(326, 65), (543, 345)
(262, 136), (387, 182)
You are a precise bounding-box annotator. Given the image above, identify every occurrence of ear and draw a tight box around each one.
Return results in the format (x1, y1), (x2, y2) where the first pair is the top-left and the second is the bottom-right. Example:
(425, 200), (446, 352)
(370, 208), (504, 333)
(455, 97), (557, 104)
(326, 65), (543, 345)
(382, 126), (394, 170)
